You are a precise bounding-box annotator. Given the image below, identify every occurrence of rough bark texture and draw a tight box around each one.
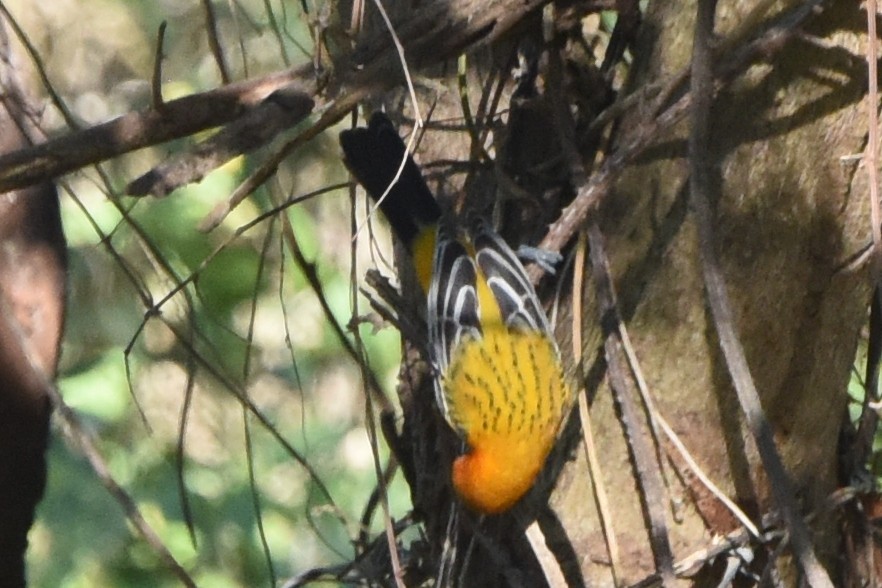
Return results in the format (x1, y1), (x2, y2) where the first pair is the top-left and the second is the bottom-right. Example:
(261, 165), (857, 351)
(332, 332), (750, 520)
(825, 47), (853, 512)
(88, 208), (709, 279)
(551, 1), (871, 584)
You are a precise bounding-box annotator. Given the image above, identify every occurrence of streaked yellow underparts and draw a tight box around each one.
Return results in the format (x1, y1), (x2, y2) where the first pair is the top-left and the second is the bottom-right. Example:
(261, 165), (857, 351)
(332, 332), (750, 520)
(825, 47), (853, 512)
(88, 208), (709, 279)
(444, 326), (570, 514)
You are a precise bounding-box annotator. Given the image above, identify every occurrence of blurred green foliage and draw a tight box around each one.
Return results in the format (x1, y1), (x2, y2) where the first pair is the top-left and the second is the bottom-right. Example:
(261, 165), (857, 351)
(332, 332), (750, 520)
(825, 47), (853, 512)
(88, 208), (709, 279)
(847, 341), (882, 486)
(11, 1), (412, 586)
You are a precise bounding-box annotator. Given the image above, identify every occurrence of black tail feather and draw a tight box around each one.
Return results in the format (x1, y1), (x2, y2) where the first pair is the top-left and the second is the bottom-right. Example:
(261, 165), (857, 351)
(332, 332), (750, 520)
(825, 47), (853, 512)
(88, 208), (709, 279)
(340, 112), (441, 246)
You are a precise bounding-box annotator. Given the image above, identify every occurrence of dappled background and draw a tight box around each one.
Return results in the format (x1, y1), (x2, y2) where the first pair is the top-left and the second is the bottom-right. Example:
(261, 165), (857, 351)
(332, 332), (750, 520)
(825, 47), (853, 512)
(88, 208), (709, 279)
(8, 1), (411, 585)
(2, 0), (879, 585)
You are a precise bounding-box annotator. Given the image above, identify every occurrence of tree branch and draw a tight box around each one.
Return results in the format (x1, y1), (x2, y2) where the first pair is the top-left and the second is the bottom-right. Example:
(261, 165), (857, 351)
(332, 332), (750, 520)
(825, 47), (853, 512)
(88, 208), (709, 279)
(0, 68), (316, 194)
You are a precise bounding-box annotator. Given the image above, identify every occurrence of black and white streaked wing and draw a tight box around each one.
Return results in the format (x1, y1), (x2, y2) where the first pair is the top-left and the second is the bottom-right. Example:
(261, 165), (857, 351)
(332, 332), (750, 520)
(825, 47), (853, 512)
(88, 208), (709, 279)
(427, 228), (482, 420)
(471, 221), (552, 337)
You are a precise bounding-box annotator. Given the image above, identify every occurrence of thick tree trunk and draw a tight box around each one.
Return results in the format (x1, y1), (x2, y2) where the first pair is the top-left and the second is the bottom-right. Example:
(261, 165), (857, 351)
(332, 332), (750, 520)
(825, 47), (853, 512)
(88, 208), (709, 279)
(0, 0), (869, 584)
(0, 19), (66, 585)
(552, 1), (871, 584)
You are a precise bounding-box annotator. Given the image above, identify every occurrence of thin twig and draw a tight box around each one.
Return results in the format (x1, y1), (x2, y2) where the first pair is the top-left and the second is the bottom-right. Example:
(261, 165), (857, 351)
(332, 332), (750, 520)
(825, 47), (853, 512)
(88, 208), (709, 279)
(242, 222), (280, 585)
(262, 0), (291, 67)
(50, 389), (195, 586)
(868, 0), (880, 261)
(276, 182), (393, 413)
(655, 413), (760, 538)
(369, 0), (420, 128)
(201, 0), (231, 83)
(144, 184), (347, 324)
(611, 301), (760, 537)
(175, 353), (198, 548)
(573, 230), (623, 586)
(228, 0), (249, 77)
(152, 21), (168, 110)
(587, 223), (676, 585)
(164, 315), (346, 512)
(340, 175), (405, 587)
(0, 1), (80, 129)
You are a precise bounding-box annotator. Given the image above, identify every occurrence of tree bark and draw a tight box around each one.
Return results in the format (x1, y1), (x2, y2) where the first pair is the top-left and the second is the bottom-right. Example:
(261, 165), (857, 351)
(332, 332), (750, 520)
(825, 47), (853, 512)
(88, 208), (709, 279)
(0, 18), (67, 585)
(552, 1), (871, 584)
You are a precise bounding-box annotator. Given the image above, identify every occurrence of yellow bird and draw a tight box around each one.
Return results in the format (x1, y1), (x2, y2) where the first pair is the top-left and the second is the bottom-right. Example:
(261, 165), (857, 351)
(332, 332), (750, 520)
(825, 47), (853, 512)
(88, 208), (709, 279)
(341, 113), (572, 514)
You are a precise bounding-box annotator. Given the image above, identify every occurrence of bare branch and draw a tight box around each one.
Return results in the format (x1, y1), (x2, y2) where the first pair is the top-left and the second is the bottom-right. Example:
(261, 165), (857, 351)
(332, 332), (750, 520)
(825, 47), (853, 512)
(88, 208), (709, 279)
(127, 87), (314, 197)
(0, 68), (316, 193)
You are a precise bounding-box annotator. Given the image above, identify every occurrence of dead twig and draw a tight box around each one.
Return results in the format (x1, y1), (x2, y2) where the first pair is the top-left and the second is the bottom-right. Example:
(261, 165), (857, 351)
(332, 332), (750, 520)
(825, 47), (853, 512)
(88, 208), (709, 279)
(151, 21), (167, 110)
(573, 230), (623, 586)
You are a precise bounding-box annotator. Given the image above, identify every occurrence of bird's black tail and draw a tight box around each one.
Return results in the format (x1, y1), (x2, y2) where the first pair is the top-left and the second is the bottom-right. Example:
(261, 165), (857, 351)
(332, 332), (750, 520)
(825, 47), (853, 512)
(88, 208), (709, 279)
(340, 112), (441, 248)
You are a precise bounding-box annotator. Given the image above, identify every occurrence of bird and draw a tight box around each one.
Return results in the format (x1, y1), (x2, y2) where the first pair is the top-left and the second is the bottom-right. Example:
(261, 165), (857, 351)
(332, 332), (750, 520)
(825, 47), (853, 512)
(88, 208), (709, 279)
(340, 112), (573, 514)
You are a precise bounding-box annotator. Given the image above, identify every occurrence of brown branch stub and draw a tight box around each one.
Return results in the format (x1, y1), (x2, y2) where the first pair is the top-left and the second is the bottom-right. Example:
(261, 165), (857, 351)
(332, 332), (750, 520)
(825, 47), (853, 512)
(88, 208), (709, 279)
(151, 21), (168, 111)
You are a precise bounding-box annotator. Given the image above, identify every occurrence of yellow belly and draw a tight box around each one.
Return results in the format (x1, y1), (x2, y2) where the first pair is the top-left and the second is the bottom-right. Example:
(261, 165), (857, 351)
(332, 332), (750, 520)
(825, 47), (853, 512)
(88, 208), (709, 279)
(442, 327), (571, 513)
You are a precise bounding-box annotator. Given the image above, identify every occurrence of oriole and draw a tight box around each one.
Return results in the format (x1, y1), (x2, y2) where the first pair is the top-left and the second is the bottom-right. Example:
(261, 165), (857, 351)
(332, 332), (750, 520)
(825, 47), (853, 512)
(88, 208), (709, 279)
(340, 112), (572, 514)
